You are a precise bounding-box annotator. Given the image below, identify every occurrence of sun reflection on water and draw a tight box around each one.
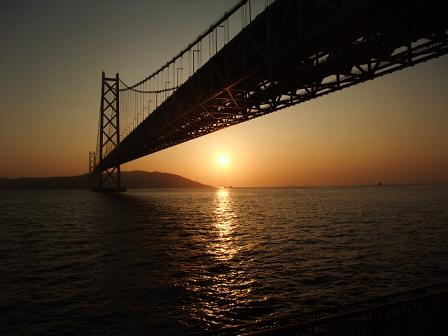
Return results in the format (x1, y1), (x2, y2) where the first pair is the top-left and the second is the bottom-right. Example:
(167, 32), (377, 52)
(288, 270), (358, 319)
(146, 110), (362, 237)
(211, 188), (240, 261)
(184, 188), (261, 329)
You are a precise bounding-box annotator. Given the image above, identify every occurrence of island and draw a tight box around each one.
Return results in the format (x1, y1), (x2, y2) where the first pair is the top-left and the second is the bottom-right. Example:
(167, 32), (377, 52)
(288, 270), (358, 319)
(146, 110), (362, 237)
(0, 171), (211, 189)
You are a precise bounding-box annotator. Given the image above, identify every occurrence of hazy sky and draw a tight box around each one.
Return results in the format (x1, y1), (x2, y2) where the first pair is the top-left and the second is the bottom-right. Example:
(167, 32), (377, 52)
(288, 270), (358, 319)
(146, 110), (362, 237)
(1, 0), (447, 187)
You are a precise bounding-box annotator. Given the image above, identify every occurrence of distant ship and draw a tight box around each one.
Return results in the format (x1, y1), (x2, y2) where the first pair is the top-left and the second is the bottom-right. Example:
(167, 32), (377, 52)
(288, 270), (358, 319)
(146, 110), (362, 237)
(377, 182), (383, 186)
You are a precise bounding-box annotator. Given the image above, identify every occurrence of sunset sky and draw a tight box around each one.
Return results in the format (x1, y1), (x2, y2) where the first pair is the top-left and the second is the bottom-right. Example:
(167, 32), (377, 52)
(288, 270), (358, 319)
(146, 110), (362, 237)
(1, 0), (447, 187)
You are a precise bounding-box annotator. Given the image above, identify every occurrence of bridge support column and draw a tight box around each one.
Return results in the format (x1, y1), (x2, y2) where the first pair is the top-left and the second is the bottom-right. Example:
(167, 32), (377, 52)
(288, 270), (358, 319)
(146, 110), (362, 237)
(92, 72), (126, 192)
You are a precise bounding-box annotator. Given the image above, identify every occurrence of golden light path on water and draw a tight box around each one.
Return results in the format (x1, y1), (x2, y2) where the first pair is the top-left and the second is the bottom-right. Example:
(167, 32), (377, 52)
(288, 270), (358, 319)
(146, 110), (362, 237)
(188, 188), (260, 327)
(211, 189), (240, 261)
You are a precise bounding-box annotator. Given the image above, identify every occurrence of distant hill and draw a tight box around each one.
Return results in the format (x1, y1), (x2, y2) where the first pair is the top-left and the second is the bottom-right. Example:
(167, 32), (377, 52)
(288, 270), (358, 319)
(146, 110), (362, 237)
(0, 177), (10, 184)
(122, 171), (210, 188)
(0, 171), (210, 189)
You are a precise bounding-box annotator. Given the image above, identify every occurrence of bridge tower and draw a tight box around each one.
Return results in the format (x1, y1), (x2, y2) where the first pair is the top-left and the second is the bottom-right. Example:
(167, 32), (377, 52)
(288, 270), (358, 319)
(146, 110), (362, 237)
(88, 151), (95, 174)
(91, 72), (126, 192)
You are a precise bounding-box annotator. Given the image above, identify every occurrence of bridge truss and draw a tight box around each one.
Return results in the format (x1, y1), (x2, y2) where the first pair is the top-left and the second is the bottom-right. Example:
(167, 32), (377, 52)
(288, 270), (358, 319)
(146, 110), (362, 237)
(91, 0), (448, 188)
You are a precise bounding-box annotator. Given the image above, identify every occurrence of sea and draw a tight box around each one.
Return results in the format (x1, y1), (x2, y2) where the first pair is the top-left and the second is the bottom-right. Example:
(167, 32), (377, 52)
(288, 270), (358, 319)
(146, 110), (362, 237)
(1, 185), (448, 335)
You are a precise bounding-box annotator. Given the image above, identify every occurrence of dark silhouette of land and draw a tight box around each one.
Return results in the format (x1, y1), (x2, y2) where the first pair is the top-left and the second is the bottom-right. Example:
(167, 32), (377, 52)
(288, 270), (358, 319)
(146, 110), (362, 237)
(0, 171), (210, 189)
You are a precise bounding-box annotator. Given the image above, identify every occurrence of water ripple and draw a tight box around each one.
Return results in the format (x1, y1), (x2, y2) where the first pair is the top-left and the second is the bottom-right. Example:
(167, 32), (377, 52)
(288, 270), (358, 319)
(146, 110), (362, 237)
(0, 186), (447, 334)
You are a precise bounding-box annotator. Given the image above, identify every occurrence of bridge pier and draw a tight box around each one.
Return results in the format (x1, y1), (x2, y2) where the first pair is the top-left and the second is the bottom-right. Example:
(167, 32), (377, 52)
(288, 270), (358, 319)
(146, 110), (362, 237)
(90, 72), (126, 192)
(91, 168), (126, 193)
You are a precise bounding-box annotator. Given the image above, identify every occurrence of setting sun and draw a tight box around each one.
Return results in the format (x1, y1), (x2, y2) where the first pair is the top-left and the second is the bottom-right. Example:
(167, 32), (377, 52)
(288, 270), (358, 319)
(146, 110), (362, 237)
(216, 154), (230, 168)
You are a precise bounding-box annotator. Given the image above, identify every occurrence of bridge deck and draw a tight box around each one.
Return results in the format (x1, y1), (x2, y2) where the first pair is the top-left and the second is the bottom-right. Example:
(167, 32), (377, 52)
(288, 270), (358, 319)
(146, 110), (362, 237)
(98, 0), (447, 171)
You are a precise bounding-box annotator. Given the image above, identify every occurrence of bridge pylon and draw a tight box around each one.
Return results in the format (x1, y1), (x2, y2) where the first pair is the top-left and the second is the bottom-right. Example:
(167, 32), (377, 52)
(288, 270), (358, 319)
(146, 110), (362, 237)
(88, 151), (95, 175)
(91, 72), (126, 192)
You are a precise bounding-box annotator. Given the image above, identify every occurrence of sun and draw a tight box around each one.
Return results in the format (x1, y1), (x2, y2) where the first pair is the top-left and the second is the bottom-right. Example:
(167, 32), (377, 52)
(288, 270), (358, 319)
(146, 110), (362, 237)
(216, 154), (230, 168)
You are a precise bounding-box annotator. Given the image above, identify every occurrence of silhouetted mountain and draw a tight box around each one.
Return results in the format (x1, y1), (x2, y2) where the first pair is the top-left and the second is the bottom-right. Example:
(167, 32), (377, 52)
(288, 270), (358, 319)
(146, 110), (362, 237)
(0, 171), (210, 189)
(0, 177), (10, 184)
(122, 171), (210, 188)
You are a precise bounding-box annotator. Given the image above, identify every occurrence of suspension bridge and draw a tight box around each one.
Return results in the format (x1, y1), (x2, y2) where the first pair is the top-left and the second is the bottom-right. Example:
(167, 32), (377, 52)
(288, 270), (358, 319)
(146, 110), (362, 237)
(89, 0), (448, 191)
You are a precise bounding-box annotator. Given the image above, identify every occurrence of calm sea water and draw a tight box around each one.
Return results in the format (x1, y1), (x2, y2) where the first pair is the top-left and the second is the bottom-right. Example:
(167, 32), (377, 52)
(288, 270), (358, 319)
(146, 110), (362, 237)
(1, 186), (448, 335)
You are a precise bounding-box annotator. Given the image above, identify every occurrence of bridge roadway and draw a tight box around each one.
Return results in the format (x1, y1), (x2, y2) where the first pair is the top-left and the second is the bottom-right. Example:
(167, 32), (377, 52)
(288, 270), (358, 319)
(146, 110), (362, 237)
(96, 0), (448, 173)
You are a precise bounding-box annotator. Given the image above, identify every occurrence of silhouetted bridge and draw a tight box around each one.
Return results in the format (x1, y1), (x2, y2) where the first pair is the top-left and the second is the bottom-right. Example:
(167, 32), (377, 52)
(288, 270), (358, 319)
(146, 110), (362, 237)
(90, 0), (447, 190)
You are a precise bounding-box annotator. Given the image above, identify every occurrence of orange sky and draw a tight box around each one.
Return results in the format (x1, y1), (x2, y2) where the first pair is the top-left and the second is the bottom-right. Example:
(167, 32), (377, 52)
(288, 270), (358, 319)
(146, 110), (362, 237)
(1, 1), (447, 187)
(121, 59), (448, 187)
